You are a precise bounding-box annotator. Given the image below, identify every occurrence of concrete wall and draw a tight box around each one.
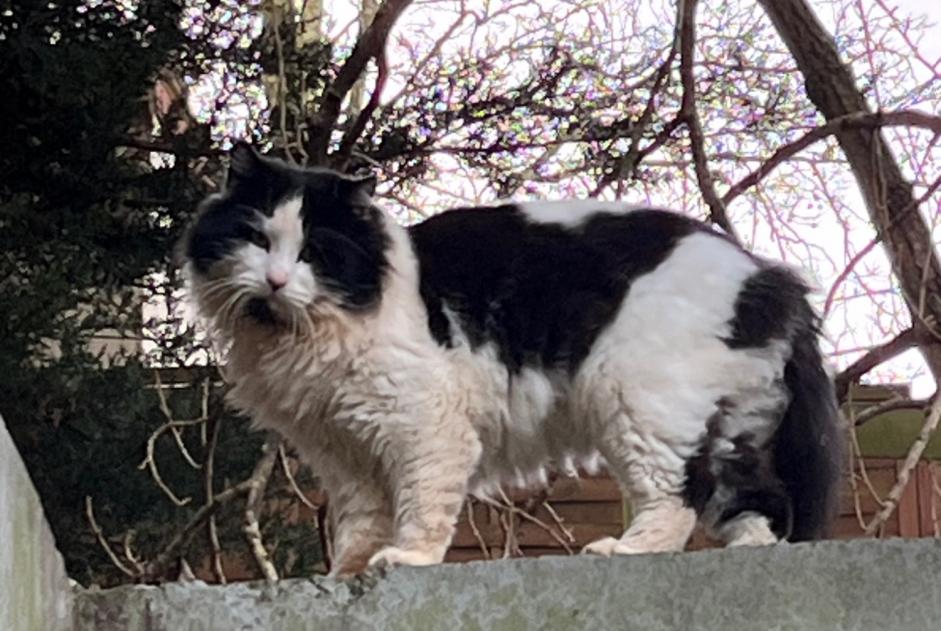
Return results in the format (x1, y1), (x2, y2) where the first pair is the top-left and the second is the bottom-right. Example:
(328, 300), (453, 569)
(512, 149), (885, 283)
(74, 539), (941, 631)
(3, 409), (940, 631)
(0, 414), (73, 631)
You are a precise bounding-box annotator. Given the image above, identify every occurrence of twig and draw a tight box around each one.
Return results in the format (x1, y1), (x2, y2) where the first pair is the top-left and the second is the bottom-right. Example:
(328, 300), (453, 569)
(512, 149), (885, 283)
(152, 372), (203, 469)
(140, 374), (213, 506)
(592, 43), (678, 196)
(204, 415), (226, 584)
(279, 444), (319, 511)
(334, 48), (389, 170)
(864, 395), (941, 535)
(846, 432), (869, 530)
(244, 436), (280, 581)
(465, 499), (491, 560)
(85, 497), (138, 577)
(479, 491), (574, 554)
(833, 328), (921, 402)
(306, 0), (414, 162)
(142, 478), (255, 581)
(722, 110), (941, 204)
(138, 419), (203, 506)
(678, 0), (740, 242)
(541, 501), (576, 546)
(851, 396), (930, 427)
(272, 17), (297, 164)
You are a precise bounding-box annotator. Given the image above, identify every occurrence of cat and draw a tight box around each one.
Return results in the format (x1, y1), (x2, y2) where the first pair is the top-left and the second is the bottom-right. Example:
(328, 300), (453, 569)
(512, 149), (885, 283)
(182, 142), (844, 577)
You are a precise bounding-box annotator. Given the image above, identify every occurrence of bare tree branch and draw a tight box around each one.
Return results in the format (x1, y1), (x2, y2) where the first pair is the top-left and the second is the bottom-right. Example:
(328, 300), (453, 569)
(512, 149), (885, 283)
(864, 395), (941, 534)
(334, 48), (389, 171)
(678, 0), (740, 242)
(723, 110), (941, 204)
(203, 412), (226, 584)
(757, 0), (941, 383)
(835, 328), (921, 402)
(243, 436), (280, 581)
(141, 479), (255, 581)
(851, 396), (929, 427)
(592, 44), (678, 196)
(85, 497), (139, 578)
(306, 0), (414, 162)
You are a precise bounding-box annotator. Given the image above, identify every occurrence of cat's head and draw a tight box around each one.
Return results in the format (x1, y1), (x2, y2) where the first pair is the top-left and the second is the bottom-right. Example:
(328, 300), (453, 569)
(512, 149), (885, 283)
(182, 143), (389, 331)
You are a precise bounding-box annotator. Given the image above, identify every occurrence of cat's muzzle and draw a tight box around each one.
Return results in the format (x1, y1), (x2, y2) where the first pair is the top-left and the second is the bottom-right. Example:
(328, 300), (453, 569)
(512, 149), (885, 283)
(245, 297), (281, 326)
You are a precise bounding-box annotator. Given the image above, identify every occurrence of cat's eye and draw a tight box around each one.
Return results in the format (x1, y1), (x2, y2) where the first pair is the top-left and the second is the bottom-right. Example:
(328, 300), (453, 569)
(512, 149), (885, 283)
(298, 244), (313, 262)
(248, 229), (269, 250)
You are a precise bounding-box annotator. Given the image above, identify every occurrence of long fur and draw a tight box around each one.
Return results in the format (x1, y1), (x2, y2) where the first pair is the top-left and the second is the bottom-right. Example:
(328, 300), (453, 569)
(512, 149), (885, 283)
(183, 144), (844, 574)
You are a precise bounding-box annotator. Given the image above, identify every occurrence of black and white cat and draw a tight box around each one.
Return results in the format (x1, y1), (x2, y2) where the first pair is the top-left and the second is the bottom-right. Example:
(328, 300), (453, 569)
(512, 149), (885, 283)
(183, 143), (843, 576)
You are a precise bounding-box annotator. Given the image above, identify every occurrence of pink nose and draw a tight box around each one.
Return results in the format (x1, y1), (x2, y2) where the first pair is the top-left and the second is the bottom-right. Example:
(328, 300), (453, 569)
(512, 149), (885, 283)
(266, 270), (288, 291)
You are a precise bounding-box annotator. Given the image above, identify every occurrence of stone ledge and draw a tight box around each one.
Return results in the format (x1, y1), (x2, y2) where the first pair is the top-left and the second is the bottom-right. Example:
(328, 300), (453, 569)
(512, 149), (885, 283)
(74, 539), (941, 631)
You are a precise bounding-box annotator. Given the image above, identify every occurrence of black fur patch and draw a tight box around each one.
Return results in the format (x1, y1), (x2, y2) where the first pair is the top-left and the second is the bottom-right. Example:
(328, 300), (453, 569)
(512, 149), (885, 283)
(682, 403), (793, 539)
(724, 266), (812, 349)
(408, 207), (712, 373)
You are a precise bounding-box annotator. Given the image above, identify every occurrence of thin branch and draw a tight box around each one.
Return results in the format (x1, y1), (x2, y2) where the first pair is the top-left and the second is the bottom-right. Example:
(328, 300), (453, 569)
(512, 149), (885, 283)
(592, 43), (678, 196)
(334, 47), (389, 170)
(85, 497), (138, 577)
(278, 444), (320, 512)
(139, 374), (214, 507)
(141, 479), (255, 581)
(478, 492), (574, 554)
(864, 395), (941, 534)
(306, 0), (414, 162)
(851, 396), (929, 427)
(204, 414), (226, 584)
(723, 110), (941, 204)
(678, 0), (740, 242)
(541, 501), (576, 546)
(244, 436), (280, 582)
(834, 328), (921, 402)
(465, 499), (491, 560)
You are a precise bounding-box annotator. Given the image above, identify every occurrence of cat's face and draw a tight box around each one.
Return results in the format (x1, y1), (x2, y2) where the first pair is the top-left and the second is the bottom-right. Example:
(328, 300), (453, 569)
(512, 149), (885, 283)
(184, 143), (389, 329)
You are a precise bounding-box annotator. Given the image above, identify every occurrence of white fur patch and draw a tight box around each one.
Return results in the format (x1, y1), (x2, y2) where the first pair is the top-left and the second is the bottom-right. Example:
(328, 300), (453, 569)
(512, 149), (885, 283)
(516, 200), (653, 227)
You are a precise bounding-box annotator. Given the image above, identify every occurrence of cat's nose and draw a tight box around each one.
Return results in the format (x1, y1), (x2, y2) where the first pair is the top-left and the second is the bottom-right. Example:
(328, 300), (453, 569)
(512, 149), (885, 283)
(266, 270), (288, 292)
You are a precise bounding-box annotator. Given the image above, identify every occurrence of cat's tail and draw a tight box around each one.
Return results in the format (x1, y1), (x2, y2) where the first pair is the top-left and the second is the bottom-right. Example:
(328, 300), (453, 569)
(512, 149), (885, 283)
(775, 317), (845, 541)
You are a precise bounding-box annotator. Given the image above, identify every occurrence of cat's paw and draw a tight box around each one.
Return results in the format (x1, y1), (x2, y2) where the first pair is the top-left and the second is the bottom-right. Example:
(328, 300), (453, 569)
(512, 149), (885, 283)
(367, 546), (438, 569)
(582, 536), (645, 556)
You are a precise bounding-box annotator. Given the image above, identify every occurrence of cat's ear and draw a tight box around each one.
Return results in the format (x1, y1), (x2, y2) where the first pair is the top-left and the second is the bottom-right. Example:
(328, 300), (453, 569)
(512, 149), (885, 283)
(335, 171), (377, 199)
(226, 141), (263, 187)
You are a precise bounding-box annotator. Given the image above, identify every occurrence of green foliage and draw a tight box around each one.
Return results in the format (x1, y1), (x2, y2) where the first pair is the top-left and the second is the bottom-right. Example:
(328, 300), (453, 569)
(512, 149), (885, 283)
(0, 1), (280, 586)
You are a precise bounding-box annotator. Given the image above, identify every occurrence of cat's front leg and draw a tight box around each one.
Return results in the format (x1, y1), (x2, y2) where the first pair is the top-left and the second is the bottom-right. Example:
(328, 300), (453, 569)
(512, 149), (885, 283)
(367, 418), (481, 570)
(324, 470), (394, 578)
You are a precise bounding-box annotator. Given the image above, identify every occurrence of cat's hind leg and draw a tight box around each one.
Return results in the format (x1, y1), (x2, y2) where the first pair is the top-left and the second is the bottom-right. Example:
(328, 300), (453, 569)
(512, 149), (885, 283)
(686, 399), (792, 548)
(582, 415), (698, 556)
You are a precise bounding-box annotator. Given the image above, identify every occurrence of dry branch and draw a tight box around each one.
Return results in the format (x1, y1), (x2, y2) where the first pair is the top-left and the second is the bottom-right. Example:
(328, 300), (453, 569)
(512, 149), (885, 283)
(85, 497), (139, 578)
(203, 415), (226, 584)
(850, 396), (929, 428)
(279, 444), (320, 512)
(864, 395), (941, 534)
(834, 328), (921, 402)
(757, 0), (941, 383)
(723, 110), (941, 204)
(678, 0), (740, 242)
(243, 436), (280, 581)
(141, 478), (255, 581)
(306, 0), (414, 162)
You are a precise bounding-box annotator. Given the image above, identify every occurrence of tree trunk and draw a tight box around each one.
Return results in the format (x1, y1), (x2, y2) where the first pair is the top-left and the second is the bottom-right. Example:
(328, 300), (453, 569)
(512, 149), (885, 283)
(757, 0), (941, 386)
